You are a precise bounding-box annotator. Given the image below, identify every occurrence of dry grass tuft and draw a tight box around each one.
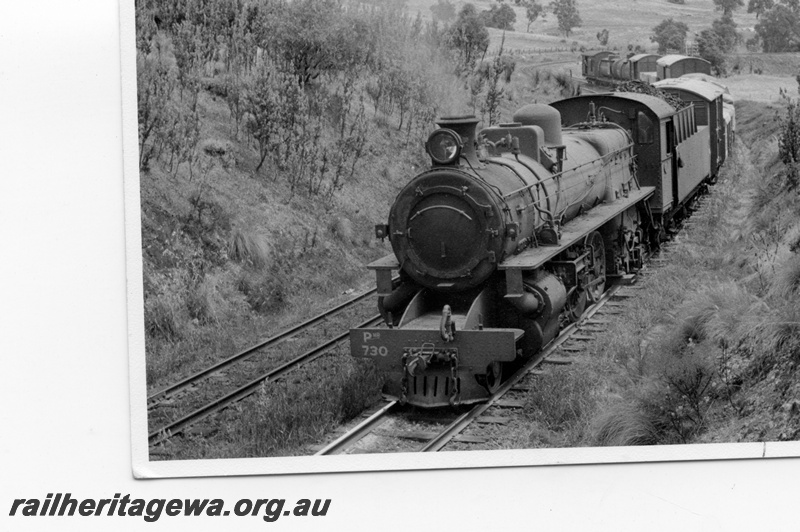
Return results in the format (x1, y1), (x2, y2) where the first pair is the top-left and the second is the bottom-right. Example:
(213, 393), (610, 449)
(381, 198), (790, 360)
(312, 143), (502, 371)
(185, 279), (219, 324)
(590, 400), (660, 447)
(677, 283), (765, 349)
(770, 254), (800, 298)
(228, 229), (269, 270)
(524, 366), (599, 442)
(328, 216), (354, 244)
(232, 357), (384, 457)
(144, 293), (184, 341)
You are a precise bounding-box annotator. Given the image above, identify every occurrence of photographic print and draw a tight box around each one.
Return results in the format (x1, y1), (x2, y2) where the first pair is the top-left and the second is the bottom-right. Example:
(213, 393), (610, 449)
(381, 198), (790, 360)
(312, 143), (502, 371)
(126, 0), (800, 477)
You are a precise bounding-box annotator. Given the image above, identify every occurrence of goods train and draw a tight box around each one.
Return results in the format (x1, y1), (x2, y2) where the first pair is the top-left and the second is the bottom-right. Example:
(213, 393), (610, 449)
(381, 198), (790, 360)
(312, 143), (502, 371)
(582, 51), (712, 86)
(351, 79), (733, 408)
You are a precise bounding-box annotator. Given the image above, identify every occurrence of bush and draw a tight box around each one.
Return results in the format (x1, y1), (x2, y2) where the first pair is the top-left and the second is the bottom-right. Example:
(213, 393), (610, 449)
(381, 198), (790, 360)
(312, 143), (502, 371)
(185, 280), (218, 325)
(328, 217), (354, 244)
(184, 191), (232, 265)
(778, 99), (800, 189)
(237, 271), (288, 315)
(201, 138), (228, 157)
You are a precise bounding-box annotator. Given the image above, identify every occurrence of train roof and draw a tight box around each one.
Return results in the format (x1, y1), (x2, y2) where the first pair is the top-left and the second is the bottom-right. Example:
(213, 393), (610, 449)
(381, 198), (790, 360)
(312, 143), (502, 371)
(653, 77), (725, 102)
(551, 92), (676, 120)
(680, 73), (731, 95)
(657, 54), (690, 66)
(582, 50), (617, 59)
(628, 53), (660, 62)
(657, 54), (712, 68)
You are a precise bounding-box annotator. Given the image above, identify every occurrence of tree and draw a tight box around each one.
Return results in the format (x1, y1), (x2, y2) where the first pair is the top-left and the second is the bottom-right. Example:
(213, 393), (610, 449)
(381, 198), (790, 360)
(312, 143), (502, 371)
(651, 18), (689, 53)
(754, 1), (800, 51)
(778, 99), (800, 188)
(549, 0), (582, 37)
(525, 1), (545, 32)
(713, 0), (744, 15)
(697, 28), (727, 74)
(747, 0), (775, 17)
(474, 37), (516, 125)
(711, 13), (741, 52)
(430, 0), (456, 23)
(446, 4), (490, 71)
(597, 28), (609, 46)
(482, 3), (517, 30)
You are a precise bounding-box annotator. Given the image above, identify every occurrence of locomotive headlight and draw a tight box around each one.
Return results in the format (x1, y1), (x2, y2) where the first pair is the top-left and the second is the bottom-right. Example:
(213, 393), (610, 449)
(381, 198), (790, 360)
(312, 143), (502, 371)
(425, 129), (462, 165)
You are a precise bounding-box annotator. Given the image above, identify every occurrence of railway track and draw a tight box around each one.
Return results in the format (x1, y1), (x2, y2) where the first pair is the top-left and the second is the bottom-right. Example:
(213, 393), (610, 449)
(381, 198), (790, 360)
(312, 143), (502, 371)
(147, 284), (385, 447)
(149, 197), (707, 454)
(314, 280), (631, 455)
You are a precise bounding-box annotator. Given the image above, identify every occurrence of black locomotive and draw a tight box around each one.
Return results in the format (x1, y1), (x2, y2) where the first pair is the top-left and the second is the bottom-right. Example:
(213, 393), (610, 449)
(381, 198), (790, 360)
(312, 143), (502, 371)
(351, 84), (733, 407)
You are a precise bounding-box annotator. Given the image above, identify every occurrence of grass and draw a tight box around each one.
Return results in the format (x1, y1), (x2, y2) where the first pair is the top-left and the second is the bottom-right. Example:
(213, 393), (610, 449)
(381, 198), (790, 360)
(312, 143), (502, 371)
(523, 364), (602, 446)
(190, 356), (385, 458)
(228, 229), (269, 270)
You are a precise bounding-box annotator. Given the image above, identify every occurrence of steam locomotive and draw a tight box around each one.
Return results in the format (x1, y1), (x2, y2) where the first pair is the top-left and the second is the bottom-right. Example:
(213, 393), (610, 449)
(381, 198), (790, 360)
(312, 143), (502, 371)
(582, 52), (712, 86)
(351, 86), (731, 407)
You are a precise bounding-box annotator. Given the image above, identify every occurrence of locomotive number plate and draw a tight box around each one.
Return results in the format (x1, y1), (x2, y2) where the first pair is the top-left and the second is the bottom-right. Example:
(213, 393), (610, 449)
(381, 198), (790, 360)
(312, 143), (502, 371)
(350, 328), (523, 371)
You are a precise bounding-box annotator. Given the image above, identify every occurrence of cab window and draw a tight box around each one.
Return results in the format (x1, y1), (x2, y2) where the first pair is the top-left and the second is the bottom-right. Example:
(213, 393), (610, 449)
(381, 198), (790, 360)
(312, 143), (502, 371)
(637, 112), (654, 144)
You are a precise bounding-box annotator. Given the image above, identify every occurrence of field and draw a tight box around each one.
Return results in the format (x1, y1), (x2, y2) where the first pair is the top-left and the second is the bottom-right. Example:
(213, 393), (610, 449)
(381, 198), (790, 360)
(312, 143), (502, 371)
(407, 0), (760, 52)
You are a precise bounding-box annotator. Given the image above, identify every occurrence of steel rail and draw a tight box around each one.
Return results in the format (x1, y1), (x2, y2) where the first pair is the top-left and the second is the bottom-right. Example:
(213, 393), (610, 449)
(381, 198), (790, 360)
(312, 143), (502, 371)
(314, 401), (399, 456)
(148, 284), (381, 405)
(148, 314), (383, 446)
(420, 283), (622, 452)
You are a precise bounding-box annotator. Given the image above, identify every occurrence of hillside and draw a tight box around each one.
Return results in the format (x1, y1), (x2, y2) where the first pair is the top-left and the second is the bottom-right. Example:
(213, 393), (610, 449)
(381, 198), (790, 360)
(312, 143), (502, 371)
(408, 0), (759, 53)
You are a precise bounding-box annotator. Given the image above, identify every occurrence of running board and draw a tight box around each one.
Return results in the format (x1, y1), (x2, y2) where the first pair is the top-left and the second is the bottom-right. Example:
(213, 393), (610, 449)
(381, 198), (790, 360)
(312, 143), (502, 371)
(499, 186), (654, 297)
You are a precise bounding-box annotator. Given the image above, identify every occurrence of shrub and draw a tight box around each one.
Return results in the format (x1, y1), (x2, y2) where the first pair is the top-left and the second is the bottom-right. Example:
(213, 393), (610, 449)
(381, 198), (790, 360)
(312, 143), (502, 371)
(778, 99), (800, 188)
(203, 77), (227, 98)
(185, 280), (218, 325)
(784, 223), (800, 252)
(201, 138), (228, 157)
(328, 217), (354, 244)
(553, 71), (578, 97)
(184, 191), (232, 265)
(638, 327), (719, 442)
(237, 271), (288, 315)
